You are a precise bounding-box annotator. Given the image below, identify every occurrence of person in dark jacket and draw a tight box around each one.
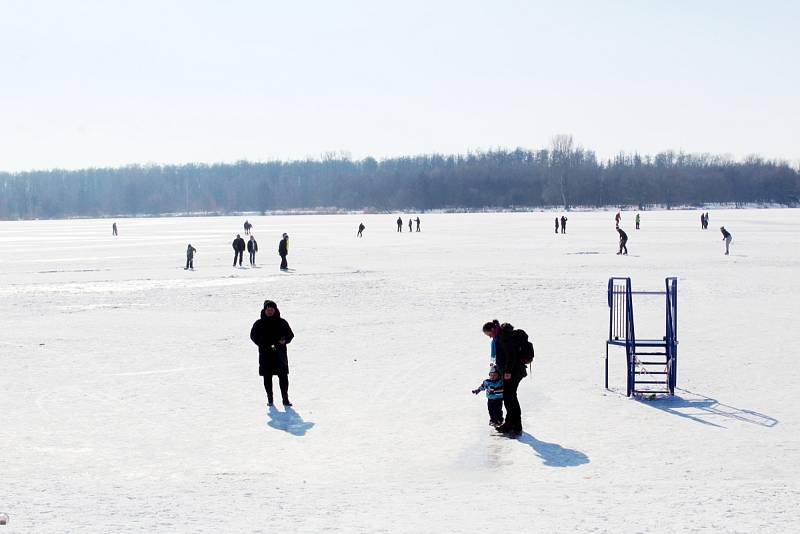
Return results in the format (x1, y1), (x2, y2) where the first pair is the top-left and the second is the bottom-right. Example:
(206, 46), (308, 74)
(185, 244), (196, 270)
(396, 216), (403, 232)
(408, 218), (413, 232)
(482, 320), (527, 436)
(247, 235), (258, 266)
(720, 226), (732, 255)
(232, 234), (246, 266)
(278, 233), (289, 270)
(250, 300), (295, 406)
(112, 222), (118, 236)
(554, 217), (559, 234)
(415, 217), (421, 232)
(357, 222), (365, 237)
(616, 227), (628, 255)
(560, 215), (567, 234)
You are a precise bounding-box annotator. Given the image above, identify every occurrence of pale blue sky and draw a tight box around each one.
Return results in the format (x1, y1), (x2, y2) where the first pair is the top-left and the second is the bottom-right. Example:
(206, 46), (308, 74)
(1, 0), (797, 171)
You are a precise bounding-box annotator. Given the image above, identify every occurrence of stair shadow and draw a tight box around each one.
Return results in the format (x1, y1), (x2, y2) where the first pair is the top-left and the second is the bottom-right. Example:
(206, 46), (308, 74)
(638, 388), (778, 428)
(267, 405), (315, 436)
(516, 432), (590, 467)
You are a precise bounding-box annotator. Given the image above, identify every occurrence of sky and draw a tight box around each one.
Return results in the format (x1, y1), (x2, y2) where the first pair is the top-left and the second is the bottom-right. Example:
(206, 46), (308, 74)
(0, 0), (798, 172)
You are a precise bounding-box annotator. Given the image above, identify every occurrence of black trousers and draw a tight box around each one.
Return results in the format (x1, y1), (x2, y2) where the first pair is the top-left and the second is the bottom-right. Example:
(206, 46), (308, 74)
(487, 398), (504, 424)
(263, 374), (289, 403)
(233, 250), (243, 266)
(502, 375), (523, 430)
(619, 239), (628, 254)
(280, 254), (288, 269)
(249, 251), (256, 265)
(185, 257), (193, 269)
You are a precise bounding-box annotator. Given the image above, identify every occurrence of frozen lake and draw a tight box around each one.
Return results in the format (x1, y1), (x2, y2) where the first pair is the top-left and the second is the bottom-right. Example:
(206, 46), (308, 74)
(1, 209), (798, 532)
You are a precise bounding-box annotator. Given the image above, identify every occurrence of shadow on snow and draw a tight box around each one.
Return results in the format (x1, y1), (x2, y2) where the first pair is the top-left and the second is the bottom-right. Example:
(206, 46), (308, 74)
(516, 432), (590, 467)
(266, 405), (315, 436)
(636, 388), (778, 428)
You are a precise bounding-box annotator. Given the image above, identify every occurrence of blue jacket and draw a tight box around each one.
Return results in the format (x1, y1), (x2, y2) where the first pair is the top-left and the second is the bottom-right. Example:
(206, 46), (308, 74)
(476, 378), (504, 400)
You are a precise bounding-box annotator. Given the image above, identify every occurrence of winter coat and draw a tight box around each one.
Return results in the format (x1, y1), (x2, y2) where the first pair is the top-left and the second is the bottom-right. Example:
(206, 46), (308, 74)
(250, 307), (294, 376)
(247, 239), (258, 253)
(278, 238), (289, 257)
(494, 323), (528, 380)
(186, 245), (196, 259)
(233, 237), (246, 252)
(617, 228), (628, 241)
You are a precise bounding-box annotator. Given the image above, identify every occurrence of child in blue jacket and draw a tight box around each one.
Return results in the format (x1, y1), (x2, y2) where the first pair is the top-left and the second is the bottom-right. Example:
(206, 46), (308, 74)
(472, 366), (504, 427)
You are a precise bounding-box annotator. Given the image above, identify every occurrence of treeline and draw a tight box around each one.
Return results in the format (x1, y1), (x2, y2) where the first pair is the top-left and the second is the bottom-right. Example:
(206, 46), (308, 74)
(1, 139), (798, 219)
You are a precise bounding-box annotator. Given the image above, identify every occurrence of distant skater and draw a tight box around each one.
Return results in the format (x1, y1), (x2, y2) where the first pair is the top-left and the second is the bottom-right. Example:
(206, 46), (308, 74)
(357, 222), (365, 237)
(408, 218), (413, 232)
(112, 222), (118, 236)
(250, 300), (295, 407)
(472, 365), (504, 427)
(700, 213), (705, 229)
(185, 244), (196, 270)
(232, 234), (246, 267)
(397, 216), (403, 232)
(554, 217), (559, 234)
(415, 217), (421, 232)
(720, 226), (732, 255)
(247, 235), (258, 266)
(705, 212), (709, 229)
(635, 213), (640, 230)
(278, 232), (289, 270)
(560, 215), (567, 234)
(615, 211), (621, 228)
(244, 220), (252, 235)
(616, 227), (628, 255)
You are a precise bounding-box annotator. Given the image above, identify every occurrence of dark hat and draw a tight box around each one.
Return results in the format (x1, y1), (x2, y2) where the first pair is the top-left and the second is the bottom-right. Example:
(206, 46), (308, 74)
(263, 300), (278, 310)
(282, 233), (288, 238)
(489, 365), (498, 374)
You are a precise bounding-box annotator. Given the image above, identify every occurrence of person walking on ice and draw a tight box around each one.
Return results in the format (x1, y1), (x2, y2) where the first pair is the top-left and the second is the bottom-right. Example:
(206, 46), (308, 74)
(615, 211), (621, 228)
(560, 215), (567, 234)
(408, 218), (413, 232)
(278, 232), (289, 270)
(635, 213), (640, 230)
(247, 235), (258, 266)
(112, 222), (118, 236)
(472, 365), (504, 427)
(396, 216), (403, 232)
(482, 320), (527, 437)
(720, 226), (732, 255)
(616, 227), (628, 255)
(357, 222), (365, 237)
(554, 216), (559, 234)
(184, 244), (196, 270)
(415, 217), (421, 232)
(244, 220), (252, 235)
(232, 234), (246, 267)
(250, 300), (295, 407)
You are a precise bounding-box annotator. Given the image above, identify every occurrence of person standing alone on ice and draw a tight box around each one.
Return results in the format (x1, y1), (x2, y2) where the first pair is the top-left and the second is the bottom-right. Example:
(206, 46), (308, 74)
(635, 213), (640, 230)
(357, 222), (365, 237)
(483, 320), (527, 437)
(250, 300), (294, 406)
(112, 222), (118, 236)
(278, 233), (289, 270)
(615, 211), (621, 228)
(720, 226), (732, 255)
(396, 216), (403, 232)
(247, 235), (258, 266)
(185, 244), (196, 270)
(232, 234), (246, 267)
(554, 217), (559, 234)
(560, 215), (567, 234)
(408, 218), (413, 232)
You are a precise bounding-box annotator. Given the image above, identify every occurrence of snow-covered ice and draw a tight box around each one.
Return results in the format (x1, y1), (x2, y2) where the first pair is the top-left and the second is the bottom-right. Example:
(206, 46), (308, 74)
(1, 209), (798, 532)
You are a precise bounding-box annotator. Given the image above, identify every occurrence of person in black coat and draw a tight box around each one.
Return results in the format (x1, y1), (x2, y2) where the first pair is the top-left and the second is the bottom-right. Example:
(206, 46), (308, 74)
(483, 320), (527, 436)
(616, 227), (628, 255)
(560, 215), (567, 234)
(278, 233), (289, 270)
(232, 234), (246, 266)
(185, 244), (196, 270)
(247, 235), (258, 266)
(250, 300), (295, 406)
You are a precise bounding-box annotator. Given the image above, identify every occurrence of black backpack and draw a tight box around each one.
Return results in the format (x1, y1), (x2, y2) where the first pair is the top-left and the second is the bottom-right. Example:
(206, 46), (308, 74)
(512, 328), (535, 365)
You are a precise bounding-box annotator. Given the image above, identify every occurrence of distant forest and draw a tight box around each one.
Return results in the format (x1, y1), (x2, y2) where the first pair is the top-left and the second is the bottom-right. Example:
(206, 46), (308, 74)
(1, 136), (798, 219)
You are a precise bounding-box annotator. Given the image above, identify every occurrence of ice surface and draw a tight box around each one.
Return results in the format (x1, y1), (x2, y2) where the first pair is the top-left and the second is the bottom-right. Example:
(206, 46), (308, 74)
(1, 209), (798, 532)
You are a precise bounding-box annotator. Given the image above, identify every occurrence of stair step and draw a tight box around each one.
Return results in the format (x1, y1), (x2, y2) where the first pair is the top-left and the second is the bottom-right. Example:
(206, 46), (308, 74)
(634, 390), (670, 395)
(634, 371), (668, 375)
(637, 361), (667, 365)
(635, 380), (668, 384)
(634, 352), (667, 356)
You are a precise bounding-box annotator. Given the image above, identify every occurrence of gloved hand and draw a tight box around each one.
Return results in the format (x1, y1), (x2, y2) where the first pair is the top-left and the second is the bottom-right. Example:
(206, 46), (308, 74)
(471, 389), (479, 395)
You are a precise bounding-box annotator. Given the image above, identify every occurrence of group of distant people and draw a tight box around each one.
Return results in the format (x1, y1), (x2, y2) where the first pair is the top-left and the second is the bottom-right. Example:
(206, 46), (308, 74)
(182, 220), (291, 271)
(554, 216), (568, 234)
(396, 216), (421, 233)
(700, 212), (710, 229)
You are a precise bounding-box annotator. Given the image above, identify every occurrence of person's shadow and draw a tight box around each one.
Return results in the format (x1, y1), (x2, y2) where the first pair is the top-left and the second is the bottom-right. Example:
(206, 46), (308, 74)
(516, 432), (590, 467)
(267, 405), (314, 436)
